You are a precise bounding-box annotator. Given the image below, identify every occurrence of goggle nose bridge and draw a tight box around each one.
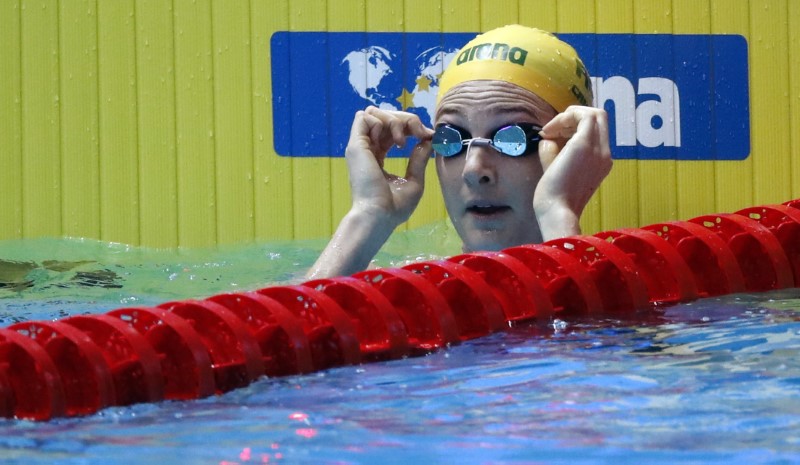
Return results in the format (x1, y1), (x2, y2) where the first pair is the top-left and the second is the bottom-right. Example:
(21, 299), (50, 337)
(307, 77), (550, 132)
(463, 137), (495, 152)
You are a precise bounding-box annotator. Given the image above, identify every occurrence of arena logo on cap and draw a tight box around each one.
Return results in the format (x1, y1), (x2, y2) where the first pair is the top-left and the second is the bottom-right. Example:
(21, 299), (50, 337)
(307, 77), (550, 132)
(271, 32), (750, 161)
(456, 42), (529, 66)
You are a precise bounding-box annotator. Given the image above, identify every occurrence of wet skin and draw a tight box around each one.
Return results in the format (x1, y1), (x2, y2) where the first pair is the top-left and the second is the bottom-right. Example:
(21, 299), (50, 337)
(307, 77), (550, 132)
(435, 81), (558, 252)
(306, 80), (611, 279)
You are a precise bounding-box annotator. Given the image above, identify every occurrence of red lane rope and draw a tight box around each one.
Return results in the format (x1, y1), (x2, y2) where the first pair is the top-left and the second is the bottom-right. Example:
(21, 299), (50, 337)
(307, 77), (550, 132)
(641, 221), (747, 297)
(1, 199), (799, 420)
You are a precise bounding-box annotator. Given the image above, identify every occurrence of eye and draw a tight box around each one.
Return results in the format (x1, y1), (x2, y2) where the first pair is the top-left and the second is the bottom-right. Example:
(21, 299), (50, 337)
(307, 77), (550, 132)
(492, 125), (528, 156)
(432, 124), (470, 157)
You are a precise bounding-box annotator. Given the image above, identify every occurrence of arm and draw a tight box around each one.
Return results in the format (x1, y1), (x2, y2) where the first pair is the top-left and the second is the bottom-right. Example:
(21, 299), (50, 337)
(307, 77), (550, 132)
(305, 107), (433, 279)
(534, 106), (613, 241)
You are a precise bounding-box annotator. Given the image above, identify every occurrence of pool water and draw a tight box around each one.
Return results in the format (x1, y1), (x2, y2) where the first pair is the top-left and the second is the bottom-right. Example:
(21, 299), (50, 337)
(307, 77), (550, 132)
(1, 224), (799, 464)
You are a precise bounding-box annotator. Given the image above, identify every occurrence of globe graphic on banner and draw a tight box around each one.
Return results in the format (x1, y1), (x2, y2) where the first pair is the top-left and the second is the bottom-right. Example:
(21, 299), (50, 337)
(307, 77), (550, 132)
(341, 45), (458, 126)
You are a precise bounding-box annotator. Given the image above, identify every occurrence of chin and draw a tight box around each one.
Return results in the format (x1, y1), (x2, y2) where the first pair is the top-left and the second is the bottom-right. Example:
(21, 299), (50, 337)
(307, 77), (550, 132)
(461, 232), (510, 253)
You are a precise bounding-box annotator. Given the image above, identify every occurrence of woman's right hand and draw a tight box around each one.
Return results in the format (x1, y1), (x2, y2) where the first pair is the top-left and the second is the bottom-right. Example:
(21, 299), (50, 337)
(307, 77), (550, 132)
(305, 107), (433, 280)
(345, 106), (434, 227)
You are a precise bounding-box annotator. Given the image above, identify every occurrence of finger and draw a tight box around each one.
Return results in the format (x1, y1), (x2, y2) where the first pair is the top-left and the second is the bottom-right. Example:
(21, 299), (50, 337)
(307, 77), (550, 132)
(594, 110), (611, 158)
(406, 116), (434, 141)
(363, 113), (394, 159)
(537, 139), (560, 171)
(366, 106), (434, 142)
(391, 116), (434, 149)
(405, 139), (432, 184)
(540, 105), (601, 139)
(347, 111), (375, 156)
(346, 111), (384, 170)
(364, 107), (402, 146)
(348, 110), (370, 146)
(364, 109), (408, 153)
(566, 110), (610, 164)
(540, 112), (579, 140)
(388, 117), (409, 149)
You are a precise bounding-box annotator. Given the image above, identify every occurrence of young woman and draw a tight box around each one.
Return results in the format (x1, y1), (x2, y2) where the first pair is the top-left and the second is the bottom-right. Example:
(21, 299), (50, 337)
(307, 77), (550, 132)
(307, 25), (612, 279)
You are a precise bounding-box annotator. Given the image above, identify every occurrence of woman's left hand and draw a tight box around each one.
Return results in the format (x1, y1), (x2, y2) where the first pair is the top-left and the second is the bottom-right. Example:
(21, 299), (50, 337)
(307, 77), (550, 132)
(534, 105), (613, 240)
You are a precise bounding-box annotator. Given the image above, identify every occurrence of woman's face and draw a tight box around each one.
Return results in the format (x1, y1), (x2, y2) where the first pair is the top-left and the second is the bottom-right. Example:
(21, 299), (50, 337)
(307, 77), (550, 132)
(434, 80), (558, 252)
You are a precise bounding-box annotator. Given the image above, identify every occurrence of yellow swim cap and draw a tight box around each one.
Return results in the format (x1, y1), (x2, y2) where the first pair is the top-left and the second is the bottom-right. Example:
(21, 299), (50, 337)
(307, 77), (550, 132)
(437, 25), (593, 112)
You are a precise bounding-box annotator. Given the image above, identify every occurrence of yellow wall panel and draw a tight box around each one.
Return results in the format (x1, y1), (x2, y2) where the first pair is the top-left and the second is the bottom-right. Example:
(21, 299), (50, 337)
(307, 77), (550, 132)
(174, 0), (217, 247)
(136, 0), (178, 248)
(633, 0), (678, 227)
(59, 0), (101, 238)
(442, 0), (479, 32)
(97, 0), (139, 245)
(2, 0), (799, 248)
(405, 0), (439, 33)
(557, 0), (595, 31)
(519, 0), (557, 31)
(291, 0), (332, 240)
(596, 0), (639, 231)
(749, 0), (791, 206)
(213, 1), (256, 244)
(481, 0), (519, 30)
(253, 0), (293, 241)
(0, 0), (23, 239)
(672, 0), (716, 220)
(791, 0), (800, 200)
(21, 0), (61, 238)
(710, 0), (753, 212)
(556, 0), (602, 235)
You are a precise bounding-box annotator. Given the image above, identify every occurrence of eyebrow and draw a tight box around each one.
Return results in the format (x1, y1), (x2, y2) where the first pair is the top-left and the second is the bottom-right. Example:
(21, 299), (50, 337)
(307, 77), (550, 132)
(434, 105), (463, 121)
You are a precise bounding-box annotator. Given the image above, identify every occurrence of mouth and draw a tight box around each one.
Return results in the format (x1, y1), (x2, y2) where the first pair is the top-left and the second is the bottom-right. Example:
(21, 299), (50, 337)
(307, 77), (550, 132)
(466, 204), (511, 216)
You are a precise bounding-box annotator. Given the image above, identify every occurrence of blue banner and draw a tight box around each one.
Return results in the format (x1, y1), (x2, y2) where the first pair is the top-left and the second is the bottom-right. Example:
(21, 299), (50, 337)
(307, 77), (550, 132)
(271, 32), (750, 161)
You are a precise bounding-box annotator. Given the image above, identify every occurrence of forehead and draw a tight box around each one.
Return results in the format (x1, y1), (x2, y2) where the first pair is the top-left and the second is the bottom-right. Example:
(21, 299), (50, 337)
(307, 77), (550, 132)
(435, 80), (557, 125)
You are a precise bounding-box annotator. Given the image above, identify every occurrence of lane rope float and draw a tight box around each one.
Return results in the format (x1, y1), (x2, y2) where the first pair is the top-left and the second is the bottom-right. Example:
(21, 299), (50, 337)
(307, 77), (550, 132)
(1, 199), (799, 421)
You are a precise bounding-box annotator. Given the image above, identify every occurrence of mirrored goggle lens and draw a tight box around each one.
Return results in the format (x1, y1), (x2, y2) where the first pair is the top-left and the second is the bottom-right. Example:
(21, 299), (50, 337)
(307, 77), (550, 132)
(432, 125), (465, 157)
(492, 125), (527, 156)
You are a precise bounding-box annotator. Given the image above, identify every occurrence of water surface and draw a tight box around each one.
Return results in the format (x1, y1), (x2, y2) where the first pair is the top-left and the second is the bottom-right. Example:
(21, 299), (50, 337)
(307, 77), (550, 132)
(1, 226), (798, 464)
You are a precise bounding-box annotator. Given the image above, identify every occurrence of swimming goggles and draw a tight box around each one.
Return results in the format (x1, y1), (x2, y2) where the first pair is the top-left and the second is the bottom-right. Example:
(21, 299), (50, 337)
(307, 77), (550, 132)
(432, 123), (543, 157)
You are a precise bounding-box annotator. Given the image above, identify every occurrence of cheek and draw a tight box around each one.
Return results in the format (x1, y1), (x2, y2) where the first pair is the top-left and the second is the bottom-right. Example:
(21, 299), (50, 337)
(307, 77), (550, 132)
(435, 156), (445, 178)
(518, 155), (544, 177)
(435, 157), (463, 195)
(505, 159), (543, 195)
(521, 167), (543, 185)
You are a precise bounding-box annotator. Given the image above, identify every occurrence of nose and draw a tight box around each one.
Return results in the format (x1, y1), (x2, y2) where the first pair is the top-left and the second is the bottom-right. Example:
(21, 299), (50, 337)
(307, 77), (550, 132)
(462, 140), (498, 186)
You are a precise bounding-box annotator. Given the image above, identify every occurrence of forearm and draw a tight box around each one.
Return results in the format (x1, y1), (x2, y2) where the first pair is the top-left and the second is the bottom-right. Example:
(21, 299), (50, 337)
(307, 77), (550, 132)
(536, 202), (581, 242)
(305, 207), (397, 280)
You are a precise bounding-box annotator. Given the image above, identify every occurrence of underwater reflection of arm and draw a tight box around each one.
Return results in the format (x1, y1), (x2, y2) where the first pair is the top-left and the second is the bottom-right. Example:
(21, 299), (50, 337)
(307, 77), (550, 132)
(534, 106), (613, 240)
(305, 107), (433, 279)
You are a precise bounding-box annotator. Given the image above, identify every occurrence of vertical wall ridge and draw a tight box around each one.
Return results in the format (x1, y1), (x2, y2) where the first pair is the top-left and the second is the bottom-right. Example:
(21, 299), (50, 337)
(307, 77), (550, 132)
(1, 0), (798, 247)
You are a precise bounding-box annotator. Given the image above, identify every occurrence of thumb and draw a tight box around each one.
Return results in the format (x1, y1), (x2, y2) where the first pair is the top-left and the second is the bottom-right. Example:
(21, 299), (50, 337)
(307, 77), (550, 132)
(405, 139), (432, 184)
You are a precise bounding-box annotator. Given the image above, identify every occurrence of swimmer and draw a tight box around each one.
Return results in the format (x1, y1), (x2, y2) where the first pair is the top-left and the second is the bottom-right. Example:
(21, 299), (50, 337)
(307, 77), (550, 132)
(307, 25), (612, 279)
